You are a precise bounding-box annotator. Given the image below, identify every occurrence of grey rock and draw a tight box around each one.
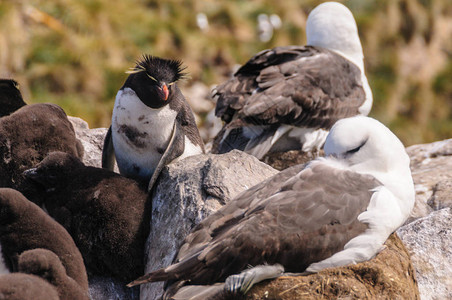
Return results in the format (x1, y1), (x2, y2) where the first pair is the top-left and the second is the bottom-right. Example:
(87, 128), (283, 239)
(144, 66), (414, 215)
(68, 116), (111, 169)
(427, 180), (452, 211)
(397, 208), (452, 300)
(141, 150), (278, 300)
(406, 139), (452, 222)
(89, 276), (139, 300)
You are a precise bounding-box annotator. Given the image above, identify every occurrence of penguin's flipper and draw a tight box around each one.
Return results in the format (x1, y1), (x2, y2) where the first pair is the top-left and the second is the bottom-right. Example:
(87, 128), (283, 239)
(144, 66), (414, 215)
(147, 121), (183, 193)
(102, 126), (116, 171)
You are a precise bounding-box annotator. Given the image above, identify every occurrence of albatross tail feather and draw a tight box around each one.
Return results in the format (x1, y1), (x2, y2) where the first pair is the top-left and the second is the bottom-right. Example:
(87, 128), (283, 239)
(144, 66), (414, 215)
(127, 268), (169, 287)
(128, 253), (204, 287)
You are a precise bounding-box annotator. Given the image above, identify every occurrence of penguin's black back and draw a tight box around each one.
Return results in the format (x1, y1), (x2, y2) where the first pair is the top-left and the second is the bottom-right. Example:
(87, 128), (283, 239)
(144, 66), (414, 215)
(169, 85), (205, 154)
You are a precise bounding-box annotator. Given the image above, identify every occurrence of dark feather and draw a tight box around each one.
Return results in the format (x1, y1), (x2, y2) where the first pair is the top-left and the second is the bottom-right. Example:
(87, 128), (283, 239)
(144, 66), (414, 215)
(131, 54), (187, 84)
(211, 121), (251, 154)
(214, 46), (365, 128)
(101, 126), (115, 171)
(0, 79), (26, 117)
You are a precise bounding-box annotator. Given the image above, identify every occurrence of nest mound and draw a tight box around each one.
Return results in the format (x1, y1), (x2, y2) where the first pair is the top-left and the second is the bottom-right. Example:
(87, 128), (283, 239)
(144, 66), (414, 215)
(245, 233), (419, 300)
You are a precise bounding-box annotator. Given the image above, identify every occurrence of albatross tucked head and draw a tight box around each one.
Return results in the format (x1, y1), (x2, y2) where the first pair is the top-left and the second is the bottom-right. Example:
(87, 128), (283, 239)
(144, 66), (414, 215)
(323, 116), (414, 216)
(324, 116), (408, 173)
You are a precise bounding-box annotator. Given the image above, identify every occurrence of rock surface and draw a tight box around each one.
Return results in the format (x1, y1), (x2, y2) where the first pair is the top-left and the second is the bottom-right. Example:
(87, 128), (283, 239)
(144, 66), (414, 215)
(88, 276), (139, 300)
(397, 208), (452, 300)
(69, 116), (110, 169)
(141, 151), (278, 300)
(406, 139), (452, 222)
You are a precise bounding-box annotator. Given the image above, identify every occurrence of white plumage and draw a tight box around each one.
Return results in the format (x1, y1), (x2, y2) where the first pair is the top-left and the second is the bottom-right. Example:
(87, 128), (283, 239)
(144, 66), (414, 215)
(307, 116), (414, 271)
(112, 87), (178, 180)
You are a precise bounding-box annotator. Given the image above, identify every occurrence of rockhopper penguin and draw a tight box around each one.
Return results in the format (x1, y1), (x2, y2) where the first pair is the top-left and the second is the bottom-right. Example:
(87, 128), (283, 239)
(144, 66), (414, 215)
(102, 55), (205, 191)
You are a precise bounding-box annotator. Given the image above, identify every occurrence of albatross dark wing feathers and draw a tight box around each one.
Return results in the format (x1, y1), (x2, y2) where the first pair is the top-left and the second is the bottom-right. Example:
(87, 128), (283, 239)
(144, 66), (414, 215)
(128, 162), (381, 290)
(214, 46), (365, 127)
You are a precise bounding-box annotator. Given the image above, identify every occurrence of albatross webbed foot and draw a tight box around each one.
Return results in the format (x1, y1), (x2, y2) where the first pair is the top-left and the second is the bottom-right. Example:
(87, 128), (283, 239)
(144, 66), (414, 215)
(224, 264), (284, 295)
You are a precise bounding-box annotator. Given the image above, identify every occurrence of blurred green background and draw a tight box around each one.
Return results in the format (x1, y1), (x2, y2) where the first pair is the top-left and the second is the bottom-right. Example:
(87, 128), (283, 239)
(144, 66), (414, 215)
(0, 0), (451, 146)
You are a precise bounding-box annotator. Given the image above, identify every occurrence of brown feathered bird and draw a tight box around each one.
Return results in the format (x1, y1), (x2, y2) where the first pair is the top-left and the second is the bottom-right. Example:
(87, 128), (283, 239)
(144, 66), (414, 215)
(0, 103), (83, 192)
(24, 151), (151, 283)
(0, 188), (89, 290)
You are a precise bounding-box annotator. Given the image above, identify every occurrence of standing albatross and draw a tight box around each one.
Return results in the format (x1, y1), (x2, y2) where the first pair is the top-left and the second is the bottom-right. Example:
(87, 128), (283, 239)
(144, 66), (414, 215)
(127, 116), (414, 299)
(212, 2), (372, 160)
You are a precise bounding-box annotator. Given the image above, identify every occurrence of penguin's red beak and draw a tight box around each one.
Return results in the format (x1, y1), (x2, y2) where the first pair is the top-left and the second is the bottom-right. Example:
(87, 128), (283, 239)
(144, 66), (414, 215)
(158, 83), (169, 101)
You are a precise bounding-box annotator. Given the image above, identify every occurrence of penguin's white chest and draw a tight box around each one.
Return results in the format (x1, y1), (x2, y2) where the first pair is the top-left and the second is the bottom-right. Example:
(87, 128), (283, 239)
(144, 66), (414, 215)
(111, 88), (177, 179)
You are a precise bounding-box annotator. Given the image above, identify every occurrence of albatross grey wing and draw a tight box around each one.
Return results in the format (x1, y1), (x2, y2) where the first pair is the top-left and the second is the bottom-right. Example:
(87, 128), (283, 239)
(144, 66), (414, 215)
(174, 163), (306, 263)
(212, 46), (366, 156)
(214, 46), (304, 123)
(101, 126), (115, 171)
(214, 46), (366, 128)
(128, 162), (381, 291)
(211, 121), (278, 159)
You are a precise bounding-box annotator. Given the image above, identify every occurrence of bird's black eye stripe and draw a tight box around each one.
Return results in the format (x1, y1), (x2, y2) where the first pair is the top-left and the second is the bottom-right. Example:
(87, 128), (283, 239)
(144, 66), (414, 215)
(346, 146), (361, 154)
(346, 141), (366, 155)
